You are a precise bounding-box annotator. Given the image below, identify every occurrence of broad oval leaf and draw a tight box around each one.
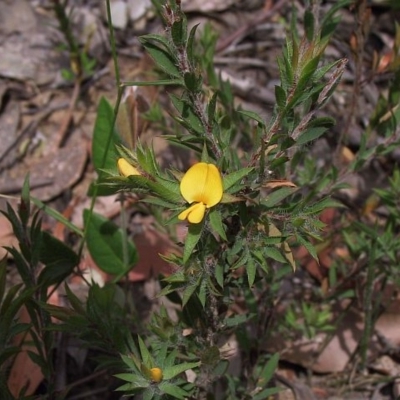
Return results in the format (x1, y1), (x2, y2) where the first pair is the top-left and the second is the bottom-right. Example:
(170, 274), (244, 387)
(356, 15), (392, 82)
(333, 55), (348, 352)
(84, 210), (138, 276)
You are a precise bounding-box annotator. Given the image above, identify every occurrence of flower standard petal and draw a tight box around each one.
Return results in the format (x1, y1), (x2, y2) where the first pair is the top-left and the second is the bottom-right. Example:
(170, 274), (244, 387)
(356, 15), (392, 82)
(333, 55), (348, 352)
(117, 158), (140, 177)
(180, 163), (223, 207)
(180, 162), (208, 203)
(202, 163), (223, 207)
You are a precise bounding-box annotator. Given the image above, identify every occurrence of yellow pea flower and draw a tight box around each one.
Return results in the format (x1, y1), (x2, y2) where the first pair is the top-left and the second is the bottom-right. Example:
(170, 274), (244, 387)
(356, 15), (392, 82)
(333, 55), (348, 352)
(178, 162), (223, 224)
(117, 157), (140, 177)
(150, 367), (163, 383)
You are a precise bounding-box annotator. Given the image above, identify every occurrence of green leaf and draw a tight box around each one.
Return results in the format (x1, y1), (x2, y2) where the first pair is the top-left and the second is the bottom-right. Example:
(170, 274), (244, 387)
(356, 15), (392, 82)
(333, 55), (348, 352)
(92, 97), (121, 174)
(207, 92), (218, 125)
(183, 221), (204, 264)
(139, 38), (180, 78)
(0, 282), (23, 319)
(2, 203), (24, 244)
(171, 16), (187, 47)
(283, 48), (294, 87)
(121, 353), (141, 372)
(258, 353), (279, 385)
(223, 168), (254, 191)
(159, 382), (188, 399)
(20, 175), (31, 227)
(274, 85), (286, 110)
(231, 249), (250, 270)
(4, 247), (31, 287)
(288, 55), (321, 108)
(143, 389), (154, 400)
(198, 279), (207, 308)
(138, 336), (154, 367)
(115, 372), (142, 384)
(154, 176), (182, 202)
(1, 287), (35, 341)
(253, 387), (283, 400)
(296, 234), (318, 261)
(163, 348), (177, 369)
(306, 197), (343, 214)
(0, 347), (21, 368)
(38, 232), (79, 287)
(184, 72), (201, 92)
(163, 361), (200, 380)
(321, 0), (352, 38)
(277, 57), (289, 92)
(238, 110), (266, 127)
(31, 197), (83, 236)
(215, 263), (224, 288)
(246, 251), (256, 287)
(170, 94), (204, 134)
(121, 79), (183, 87)
(139, 33), (173, 49)
(296, 126), (327, 145)
(187, 24), (200, 66)
(65, 284), (85, 314)
(208, 208), (227, 241)
(264, 246), (286, 263)
(83, 210), (138, 276)
(141, 196), (178, 209)
(0, 256), (7, 304)
(182, 279), (200, 307)
(225, 313), (254, 327)
(133, 144), (159, 176)
(262, 187), (296, 207)
(269, 155), (289, 169)
(304, 9), (315, 41)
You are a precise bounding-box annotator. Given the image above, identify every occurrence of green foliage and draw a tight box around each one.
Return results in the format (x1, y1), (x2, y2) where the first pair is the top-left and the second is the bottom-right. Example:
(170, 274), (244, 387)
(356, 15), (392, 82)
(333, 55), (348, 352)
(0, 178), (81, 397)
(92, 97), (122, 174)
(94, 2), (349, 396)
(53, 0), (96, 80)
(1, 0), (371, 398)
(83, 210), (138, 277)
(284, 302), (335, 340)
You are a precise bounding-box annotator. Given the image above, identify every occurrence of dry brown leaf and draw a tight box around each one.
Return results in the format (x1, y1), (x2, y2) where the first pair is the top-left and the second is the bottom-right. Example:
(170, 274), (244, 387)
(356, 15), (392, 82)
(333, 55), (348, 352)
(263, 180), (297, 189)
(0, 213), (18, 259)
(375, 297), (400, 347)
(129, 217), (179, 282)
(267, 223), (296, 271)
(377, 51), (394, 73)
(8, 307), (44, 396)
(265, 304), (367, 373)
(8, 288), (60, 396)
(340, 145), (355, 164)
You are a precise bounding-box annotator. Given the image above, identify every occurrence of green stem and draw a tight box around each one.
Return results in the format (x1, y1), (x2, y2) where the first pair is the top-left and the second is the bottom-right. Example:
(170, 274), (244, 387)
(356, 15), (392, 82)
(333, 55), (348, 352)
(78, 0), (124, 260)
(106, 0), (121, 87)
(359, 240), (376, 371)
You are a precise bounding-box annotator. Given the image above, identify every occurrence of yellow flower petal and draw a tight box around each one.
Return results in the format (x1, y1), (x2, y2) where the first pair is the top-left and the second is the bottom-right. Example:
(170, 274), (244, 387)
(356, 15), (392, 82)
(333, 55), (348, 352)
(178, 202), (206, 224)
(117, 158), (140, 177)
(180, 163), (223, 207)
(150, 367), (163, 383)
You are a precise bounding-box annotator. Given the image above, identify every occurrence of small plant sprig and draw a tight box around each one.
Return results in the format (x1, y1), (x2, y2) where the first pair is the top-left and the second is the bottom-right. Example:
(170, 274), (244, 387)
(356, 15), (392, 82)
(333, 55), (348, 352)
(53, 0), (96, 81)
(0, 178), (79, 398)
(86, 0), (349, 397)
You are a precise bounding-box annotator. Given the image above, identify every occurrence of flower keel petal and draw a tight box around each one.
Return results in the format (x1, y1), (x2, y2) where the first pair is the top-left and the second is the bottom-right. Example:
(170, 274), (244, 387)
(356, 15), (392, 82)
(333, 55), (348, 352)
(178, 202), (206, 224)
